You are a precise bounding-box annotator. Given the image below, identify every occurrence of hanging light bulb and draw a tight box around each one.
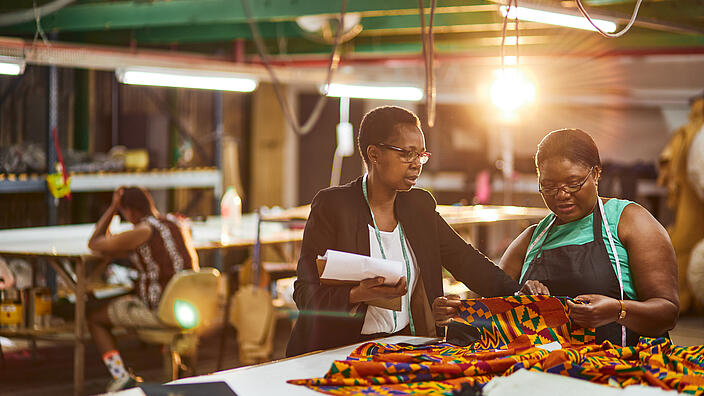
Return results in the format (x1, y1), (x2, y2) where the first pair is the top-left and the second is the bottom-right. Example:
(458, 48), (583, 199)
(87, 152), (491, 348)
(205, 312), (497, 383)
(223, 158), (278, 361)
(490, 68), (536, 118)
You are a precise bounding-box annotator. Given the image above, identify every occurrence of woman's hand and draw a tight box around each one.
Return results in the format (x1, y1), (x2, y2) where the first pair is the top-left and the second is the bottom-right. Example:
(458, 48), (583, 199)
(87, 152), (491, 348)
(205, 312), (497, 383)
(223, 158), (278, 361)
(349, 276), (407, 304)
(110, 187), (124, 210)
(567, 294), (621, 328)
(432, 294), (462, 326)
(517, 280), (550, 295)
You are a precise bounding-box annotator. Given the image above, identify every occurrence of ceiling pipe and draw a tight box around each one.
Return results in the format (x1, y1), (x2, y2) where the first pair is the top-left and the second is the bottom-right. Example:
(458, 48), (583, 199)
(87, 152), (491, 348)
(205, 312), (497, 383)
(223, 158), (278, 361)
(261, 46), (704, 68)
(0, 0), (75, 27)
(0, 36), (333, 84)
(0, 36), (702, 82)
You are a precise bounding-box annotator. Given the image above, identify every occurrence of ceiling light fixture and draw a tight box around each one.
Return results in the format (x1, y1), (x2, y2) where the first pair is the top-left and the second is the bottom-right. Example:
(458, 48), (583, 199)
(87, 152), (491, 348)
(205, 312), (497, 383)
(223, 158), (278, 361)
(116, 67), (258, 92)
(500, 5), (617, 33)
(0, 56), (25, 76)
(490, 68), (536, 119)
(323, 83), (423, 101)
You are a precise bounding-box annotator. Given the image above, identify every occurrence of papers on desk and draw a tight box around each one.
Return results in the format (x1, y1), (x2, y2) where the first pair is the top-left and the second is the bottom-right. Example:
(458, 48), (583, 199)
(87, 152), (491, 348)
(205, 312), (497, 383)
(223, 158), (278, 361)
(316, 250), (403, 311)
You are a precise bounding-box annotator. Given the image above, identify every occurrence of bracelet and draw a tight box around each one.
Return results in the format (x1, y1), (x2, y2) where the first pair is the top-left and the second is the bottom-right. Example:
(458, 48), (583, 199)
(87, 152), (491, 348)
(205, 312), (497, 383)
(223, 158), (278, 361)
(617, 299), (627, 320)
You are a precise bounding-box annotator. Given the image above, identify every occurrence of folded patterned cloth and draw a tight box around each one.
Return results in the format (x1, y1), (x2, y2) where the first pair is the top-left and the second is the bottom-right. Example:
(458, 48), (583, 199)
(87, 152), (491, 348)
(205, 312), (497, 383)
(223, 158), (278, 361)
(289, 296), (704, 396)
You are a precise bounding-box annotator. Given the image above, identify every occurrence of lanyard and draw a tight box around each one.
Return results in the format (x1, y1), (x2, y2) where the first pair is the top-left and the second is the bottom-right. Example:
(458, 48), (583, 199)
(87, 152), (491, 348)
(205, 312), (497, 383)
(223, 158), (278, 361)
(597, 198), (626, 347)
(362, 174), (415, 335)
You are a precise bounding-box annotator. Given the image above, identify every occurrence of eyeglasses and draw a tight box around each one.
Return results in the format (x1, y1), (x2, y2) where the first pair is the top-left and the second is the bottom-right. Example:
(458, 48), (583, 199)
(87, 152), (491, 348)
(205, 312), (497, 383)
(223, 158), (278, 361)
(538, 167), (594, 197)
(377, 143), (431, 165)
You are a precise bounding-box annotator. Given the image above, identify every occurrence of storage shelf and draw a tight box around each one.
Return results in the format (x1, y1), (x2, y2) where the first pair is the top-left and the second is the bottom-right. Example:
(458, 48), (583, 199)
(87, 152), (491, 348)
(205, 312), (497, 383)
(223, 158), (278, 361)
(0, 323), (83, 342)
(0, 168), (221, 194)
(0, 177), (45, 193)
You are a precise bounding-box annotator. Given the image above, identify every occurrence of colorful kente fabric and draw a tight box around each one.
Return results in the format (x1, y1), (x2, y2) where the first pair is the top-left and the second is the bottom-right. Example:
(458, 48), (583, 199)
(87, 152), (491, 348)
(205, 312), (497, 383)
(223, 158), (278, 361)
(289, 296), (704, 395)
(450, 295), (595, 348)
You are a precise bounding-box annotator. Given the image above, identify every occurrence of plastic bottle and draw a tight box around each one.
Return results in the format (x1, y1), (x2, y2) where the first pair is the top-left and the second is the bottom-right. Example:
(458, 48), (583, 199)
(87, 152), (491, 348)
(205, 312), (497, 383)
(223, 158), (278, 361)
(220, 186), (242, 245)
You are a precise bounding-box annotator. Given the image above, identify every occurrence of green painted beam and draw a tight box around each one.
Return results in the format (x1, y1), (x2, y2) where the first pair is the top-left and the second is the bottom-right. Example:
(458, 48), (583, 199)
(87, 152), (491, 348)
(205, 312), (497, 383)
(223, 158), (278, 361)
(583, 0), (635, 4)
(260, 30), (704, 57)
(132, 11), (504, 44)
(1, 0), (491, 33)
(134, 21), (302, 44)
(362, 11), (501, 31)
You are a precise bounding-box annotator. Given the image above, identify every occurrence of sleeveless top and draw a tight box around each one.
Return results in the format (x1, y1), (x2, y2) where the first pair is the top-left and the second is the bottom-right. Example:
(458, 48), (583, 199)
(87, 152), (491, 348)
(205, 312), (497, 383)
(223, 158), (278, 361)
(129, 214), (198, 310)
(521, 198), (637, 300)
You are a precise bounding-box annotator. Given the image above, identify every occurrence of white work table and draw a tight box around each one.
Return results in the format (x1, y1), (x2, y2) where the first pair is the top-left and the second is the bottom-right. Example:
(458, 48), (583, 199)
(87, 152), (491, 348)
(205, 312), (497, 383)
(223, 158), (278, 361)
(114, 336), (438, 396)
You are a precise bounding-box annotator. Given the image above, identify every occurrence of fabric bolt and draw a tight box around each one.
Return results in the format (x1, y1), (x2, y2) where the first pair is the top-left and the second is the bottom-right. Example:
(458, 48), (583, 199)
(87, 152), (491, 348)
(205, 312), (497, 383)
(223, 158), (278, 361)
(289, 296), (704, 396)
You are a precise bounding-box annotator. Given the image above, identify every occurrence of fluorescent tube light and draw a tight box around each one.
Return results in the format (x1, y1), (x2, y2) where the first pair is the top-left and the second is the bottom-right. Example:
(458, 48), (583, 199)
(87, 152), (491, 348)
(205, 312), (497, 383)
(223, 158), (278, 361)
(500, 5), (617, 33)
(323, 83), (423, 101)
(116, 67), (258, 92)
(0, 56), (25, 76)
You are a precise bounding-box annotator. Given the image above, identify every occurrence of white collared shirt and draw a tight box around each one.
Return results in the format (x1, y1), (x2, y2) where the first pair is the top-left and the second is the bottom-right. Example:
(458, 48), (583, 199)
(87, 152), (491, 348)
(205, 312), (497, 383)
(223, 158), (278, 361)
(361, 224), (419, 334)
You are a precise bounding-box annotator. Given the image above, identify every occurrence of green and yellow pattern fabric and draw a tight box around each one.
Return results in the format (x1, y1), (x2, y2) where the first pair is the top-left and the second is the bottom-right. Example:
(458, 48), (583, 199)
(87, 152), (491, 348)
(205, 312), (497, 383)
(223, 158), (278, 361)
(450, 295), (594, 348)
(289, 296), (704, 395)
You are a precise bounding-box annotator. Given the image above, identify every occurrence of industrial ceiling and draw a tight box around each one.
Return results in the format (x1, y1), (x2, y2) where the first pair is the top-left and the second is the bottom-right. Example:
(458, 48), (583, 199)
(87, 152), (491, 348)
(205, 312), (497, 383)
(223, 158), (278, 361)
(0, 0), (702, 63)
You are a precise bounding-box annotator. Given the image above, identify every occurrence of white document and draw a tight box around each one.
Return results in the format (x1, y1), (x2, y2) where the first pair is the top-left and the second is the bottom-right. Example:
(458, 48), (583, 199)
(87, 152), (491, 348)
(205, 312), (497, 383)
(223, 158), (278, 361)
(319, 250), (404, 285)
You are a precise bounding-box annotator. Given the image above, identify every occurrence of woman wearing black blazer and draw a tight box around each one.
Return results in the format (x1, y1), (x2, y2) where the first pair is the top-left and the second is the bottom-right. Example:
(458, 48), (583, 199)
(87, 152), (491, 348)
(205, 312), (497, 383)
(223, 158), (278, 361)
(286, 106), (521, 357)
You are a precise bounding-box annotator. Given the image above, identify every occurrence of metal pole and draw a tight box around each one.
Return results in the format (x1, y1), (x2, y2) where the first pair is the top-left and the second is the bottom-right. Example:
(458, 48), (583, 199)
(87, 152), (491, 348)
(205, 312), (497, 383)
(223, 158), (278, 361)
(46, 64), (58, 226)
(111, 76), (119, 147)
(213, 92), (224, 272)
(214, 91), (223, 206)
(330, 96), (350, 187)
(500, 126), (513, 205)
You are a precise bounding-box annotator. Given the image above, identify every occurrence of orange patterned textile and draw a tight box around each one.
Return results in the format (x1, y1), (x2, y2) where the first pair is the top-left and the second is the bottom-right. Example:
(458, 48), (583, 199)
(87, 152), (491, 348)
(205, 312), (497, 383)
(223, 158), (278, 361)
(289, 296), (704, 395)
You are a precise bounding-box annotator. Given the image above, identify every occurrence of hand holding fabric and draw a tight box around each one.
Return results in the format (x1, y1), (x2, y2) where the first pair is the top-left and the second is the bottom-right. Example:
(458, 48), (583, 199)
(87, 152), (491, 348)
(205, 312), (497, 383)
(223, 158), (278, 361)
(567, 294), (621, 328)
(432, 294), (461, 326)
(349, 276), (407, 304)
(517, 280), (550, 295)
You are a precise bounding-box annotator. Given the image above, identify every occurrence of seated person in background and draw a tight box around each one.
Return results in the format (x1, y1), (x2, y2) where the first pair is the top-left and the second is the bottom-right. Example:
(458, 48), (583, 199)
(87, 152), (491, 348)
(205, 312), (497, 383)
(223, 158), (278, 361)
(495, 129), (678, 347)
(87, 186), (199, 391)
(286, 106), (525, 357)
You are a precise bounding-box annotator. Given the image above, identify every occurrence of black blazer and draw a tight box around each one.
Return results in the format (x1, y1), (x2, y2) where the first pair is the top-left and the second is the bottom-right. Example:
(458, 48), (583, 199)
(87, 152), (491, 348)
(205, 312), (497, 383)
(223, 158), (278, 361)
(285, 176), (519, 357)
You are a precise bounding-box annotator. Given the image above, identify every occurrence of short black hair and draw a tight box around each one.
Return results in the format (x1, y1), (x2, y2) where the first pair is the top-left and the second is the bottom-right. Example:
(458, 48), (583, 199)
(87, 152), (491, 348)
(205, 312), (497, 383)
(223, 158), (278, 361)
(120, 186), (157, 216)
(357, 106), (421, 165)
(535, 128), (601, 172)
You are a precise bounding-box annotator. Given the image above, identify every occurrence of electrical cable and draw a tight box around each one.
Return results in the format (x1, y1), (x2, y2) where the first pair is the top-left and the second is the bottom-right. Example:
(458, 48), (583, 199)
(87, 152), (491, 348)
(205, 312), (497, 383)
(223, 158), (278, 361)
(514, 0), (519, 71)
(499, 0), (512, 73)
(575, 0), (643, 38)
(241, 0), (347, 136)
(32, 0), (50, 46)
(418, 0), (437, 128)
(0, 0), (74, 27)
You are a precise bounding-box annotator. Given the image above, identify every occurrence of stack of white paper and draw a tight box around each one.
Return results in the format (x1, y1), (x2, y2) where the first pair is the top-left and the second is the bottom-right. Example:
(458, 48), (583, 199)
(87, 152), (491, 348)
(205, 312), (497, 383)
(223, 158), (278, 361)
(318, 250), (404, 285)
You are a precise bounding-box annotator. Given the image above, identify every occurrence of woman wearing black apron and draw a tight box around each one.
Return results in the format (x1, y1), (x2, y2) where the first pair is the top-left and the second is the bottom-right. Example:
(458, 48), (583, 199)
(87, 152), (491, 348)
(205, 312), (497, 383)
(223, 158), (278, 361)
(498, 129), (679, 347)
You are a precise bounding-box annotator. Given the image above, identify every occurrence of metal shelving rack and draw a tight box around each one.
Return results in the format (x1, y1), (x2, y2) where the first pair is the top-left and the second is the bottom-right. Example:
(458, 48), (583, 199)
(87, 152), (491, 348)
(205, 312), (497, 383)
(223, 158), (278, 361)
(0, 168), (221, 196)
(0, 168), (222, 195)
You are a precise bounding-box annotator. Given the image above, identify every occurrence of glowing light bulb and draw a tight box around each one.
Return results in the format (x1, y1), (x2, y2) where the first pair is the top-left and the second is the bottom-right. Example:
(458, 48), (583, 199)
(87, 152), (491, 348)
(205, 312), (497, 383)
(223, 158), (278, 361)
(490, 68), (536, 118)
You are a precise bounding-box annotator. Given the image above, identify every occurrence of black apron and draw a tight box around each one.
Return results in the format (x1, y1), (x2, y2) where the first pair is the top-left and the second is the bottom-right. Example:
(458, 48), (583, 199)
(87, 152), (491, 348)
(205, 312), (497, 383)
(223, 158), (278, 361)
(520, 200), (645, 347)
